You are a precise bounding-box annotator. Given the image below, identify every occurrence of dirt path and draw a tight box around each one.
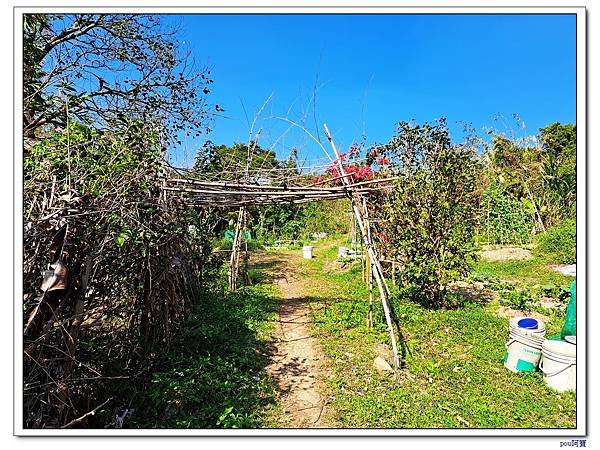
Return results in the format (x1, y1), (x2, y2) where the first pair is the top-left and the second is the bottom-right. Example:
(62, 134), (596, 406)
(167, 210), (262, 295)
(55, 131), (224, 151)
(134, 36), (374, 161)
(256, 252), (329, 428)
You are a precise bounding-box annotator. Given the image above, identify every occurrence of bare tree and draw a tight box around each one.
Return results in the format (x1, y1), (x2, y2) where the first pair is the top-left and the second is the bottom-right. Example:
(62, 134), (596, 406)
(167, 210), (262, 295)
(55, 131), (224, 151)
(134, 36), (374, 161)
(23, 14), (214, 143)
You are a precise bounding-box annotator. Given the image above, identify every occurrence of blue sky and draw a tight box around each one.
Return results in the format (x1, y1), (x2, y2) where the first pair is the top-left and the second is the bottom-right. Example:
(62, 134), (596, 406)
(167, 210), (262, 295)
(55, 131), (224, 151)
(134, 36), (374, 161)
(166, 14), (576, 167)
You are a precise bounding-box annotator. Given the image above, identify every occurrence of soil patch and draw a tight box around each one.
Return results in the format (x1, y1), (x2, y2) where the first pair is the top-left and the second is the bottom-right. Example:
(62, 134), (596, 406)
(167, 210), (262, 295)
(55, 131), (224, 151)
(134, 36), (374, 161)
(496, 306), (550, 324)
(253, 252), (329, 428)
(480, 247), (532, 262)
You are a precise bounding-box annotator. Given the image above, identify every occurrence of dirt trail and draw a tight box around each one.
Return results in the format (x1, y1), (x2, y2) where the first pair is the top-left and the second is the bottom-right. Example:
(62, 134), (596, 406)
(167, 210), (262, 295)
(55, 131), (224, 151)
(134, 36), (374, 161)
(256, 252), (329, 428)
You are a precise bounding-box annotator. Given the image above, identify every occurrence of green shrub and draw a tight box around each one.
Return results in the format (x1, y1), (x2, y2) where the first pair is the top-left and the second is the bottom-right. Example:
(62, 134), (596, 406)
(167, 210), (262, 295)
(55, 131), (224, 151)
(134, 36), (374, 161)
(376, 118), (483, 308)
(535, 219), (576, 264)
(479, 183), (534, 245)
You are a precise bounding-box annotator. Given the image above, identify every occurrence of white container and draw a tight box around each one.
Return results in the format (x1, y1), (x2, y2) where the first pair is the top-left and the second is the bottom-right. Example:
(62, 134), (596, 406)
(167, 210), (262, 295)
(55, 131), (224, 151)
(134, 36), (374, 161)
(539, 339), (576, 392)
(504, 317), (546, 372)
(508, 317), (546, 338)
(338, 246), (348, 258)
(302, 246), (314, 259)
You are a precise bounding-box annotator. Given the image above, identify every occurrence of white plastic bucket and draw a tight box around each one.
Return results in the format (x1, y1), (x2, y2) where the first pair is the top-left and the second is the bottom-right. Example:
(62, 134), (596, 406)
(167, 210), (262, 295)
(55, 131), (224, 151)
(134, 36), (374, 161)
(338, 246), (348, 258)
(539, 340), (576, 392)
(302, 246), (314, 259)
(504, 317), (546, 372)
(508, 317), (546, 338)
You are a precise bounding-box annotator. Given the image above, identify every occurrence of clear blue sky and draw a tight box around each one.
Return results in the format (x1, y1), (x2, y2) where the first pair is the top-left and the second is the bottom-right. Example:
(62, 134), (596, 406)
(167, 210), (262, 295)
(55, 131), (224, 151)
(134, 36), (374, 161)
(166, 14), (576, 167)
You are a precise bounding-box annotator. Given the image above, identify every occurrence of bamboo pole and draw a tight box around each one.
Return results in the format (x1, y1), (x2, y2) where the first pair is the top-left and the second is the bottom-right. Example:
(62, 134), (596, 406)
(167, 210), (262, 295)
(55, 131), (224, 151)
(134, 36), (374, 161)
(167, 176), (399, 191)
(324, 123), (400, 368)
(363, 197), (374, 328)
(162, 185), (349, 197)
(368, 262), (374, 328)
(228, 207), (245, 292)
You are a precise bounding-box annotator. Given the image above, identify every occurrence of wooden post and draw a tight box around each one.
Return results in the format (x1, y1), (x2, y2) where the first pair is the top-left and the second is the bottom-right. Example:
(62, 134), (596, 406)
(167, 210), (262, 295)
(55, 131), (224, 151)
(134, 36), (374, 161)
(368, 259), (374, 328)
(324, 123), (400, 368)
(229, 207), (245, 292)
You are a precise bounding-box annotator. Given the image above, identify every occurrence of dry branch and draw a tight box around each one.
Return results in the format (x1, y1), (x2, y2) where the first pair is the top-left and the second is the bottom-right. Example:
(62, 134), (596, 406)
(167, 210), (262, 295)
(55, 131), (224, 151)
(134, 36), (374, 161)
(60, 397), (112, 429)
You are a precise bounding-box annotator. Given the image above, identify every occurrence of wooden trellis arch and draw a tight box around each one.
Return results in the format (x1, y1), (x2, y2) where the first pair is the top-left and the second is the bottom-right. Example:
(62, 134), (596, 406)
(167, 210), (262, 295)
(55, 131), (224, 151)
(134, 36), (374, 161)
(162, 124), (402, 368)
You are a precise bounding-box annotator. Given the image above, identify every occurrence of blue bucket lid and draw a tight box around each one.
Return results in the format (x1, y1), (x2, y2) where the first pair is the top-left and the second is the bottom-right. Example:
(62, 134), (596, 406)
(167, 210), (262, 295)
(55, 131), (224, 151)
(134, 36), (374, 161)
(518, 318), (539, 329)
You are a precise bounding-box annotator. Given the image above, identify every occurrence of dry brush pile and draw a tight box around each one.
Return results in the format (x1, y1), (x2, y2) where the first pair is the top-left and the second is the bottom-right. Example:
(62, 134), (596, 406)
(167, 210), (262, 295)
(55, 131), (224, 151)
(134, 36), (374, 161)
(23, 121), (220, 428)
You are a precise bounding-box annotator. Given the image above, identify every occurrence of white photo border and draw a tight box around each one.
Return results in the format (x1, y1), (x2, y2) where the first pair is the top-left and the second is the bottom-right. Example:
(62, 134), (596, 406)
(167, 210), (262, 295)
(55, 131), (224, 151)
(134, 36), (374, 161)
(13, 2), (587, 437)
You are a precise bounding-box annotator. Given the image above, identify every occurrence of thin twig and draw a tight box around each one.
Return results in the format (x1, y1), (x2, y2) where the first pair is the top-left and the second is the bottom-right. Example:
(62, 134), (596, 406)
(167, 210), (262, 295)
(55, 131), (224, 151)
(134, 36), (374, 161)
(60, 397), (112, 429)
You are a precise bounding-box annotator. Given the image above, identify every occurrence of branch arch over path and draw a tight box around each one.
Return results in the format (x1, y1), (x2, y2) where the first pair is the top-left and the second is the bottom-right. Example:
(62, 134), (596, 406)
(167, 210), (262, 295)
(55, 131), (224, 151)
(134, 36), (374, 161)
(161, 124), (404, 369)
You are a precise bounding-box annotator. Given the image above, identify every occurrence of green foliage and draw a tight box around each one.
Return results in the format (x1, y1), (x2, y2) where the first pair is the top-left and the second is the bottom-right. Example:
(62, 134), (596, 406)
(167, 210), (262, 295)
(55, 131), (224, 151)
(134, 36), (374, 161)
(133, 284), (279, 428)
(254, 203), (309, 241)
(540, 123), (577, 221)
(534, 219), (576, 264)
(251, 199), (351, 243)
(489, 135), (543, 200)
(479, 183), (533, 245)
(470, 257), (573, 318)
(481, 122), (576, 235)
(25, 121), (161, 198)
(472, 257), (574, 286)
(499, 289), (533, 311)
(193, 142), (280, 179)
(300, 199), (352, 236)
(376, 118), (483, 308)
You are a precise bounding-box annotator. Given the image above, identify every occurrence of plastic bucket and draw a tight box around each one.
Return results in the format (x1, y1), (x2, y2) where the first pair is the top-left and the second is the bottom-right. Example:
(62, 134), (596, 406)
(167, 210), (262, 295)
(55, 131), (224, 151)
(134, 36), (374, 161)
(539, 339), (576, 392)
(302, 246), (314, 259)
(509, 317), (546, 338)
(504, 317), (546, 372)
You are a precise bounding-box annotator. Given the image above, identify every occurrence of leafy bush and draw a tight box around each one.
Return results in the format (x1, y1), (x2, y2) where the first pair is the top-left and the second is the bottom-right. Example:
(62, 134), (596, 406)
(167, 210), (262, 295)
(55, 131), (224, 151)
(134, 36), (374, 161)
(535, 219), (576, 264)
(479, 183), (534, 245)
(375, 118), (483, 308)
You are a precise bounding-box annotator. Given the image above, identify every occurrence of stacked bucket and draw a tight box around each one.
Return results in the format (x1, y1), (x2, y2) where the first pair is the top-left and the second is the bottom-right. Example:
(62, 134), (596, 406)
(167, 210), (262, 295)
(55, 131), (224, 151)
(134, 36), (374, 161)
(504, 281), (577, 392)
(504, 316), (576, 392)
(504, 317), (546, 373)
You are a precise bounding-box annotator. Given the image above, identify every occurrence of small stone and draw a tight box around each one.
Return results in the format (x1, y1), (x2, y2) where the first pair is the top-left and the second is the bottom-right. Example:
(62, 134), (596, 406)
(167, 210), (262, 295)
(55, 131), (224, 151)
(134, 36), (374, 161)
(373, 356), (393, 372)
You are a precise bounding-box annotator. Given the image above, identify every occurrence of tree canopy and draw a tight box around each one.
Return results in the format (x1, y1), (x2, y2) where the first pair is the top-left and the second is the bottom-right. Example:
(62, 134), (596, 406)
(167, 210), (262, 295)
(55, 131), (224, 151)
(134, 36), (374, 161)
(23, 14), (214, 144)
(193, 142), (280, 181)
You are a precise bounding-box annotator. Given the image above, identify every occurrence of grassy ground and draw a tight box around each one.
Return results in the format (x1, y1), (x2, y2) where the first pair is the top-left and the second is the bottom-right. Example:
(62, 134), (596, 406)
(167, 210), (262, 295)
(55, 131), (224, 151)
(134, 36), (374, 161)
(293, 239), (576, 428)
(471, 255), (574, 332)
(132, 239), (575, 429)
(472, 257), (573, 286)
(131, 283), (281, 428)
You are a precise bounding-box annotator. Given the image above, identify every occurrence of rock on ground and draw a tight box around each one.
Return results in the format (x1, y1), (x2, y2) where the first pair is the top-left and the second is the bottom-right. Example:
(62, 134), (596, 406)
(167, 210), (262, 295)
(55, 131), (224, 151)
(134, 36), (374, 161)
(373, 356), (393, 373)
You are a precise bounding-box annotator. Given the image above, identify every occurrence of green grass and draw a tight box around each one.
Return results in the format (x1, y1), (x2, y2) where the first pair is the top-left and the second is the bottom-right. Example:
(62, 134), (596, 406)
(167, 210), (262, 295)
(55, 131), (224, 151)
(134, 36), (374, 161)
(132, 282), (280, 428)
(131, 240), (576, 429)
(295, 241), (576, 428)
(472, 257), (574, 286)
(471, 256), (574, 326)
